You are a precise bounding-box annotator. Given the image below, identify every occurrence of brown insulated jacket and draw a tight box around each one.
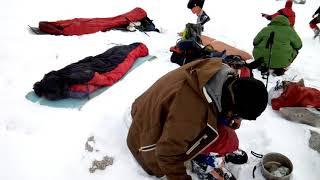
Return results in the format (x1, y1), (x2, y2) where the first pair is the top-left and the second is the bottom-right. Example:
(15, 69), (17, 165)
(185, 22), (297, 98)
(127, 59), (223, 180)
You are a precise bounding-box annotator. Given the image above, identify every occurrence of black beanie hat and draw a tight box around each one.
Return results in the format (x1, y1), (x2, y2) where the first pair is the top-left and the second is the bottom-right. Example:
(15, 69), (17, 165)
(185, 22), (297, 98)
(230, 77), (268, 120)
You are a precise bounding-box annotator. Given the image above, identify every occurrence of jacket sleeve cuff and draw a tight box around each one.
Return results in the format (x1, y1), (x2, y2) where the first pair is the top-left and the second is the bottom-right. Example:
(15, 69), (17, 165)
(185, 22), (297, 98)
(266, 15), (272, 20)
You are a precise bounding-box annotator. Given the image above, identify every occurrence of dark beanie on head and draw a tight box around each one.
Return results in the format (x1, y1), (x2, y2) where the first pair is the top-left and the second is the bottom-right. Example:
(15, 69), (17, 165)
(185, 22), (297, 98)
(231, 77), (268, 120)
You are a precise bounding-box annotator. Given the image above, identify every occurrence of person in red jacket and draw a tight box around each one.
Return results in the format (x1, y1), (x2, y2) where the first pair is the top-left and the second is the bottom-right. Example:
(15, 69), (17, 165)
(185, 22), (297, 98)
(261, 0), (296, 27)
(309, 6), (320, 38)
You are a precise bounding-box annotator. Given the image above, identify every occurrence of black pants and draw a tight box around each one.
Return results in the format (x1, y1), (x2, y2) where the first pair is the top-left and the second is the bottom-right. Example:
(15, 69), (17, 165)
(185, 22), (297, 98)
(246, 58), (286, 76)
(310, 15), (320, 25)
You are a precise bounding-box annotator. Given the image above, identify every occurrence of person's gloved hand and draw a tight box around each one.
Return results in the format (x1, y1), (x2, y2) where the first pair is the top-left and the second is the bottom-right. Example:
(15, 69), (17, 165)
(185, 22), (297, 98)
(261, 13), (272, 20)
(225, 149), (248, 164)
(229, 119), (241, 129)
(261, 13), (267, 17)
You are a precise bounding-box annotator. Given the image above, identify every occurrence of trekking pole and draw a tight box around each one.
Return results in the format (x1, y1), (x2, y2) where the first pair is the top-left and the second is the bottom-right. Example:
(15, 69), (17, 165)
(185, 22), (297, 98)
(124, 17), (150, 37)
(265, 31), (275, 89)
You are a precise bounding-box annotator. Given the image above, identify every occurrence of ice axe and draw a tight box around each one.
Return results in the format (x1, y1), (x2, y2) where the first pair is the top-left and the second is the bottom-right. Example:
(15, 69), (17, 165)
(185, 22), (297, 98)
(265, 31), (275, 89)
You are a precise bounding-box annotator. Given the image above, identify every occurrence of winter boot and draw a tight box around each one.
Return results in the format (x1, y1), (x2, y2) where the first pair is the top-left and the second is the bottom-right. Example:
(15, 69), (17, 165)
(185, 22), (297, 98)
(198, 10), (211, 26)
(313, 27), (320, 39)
(258, 66), (269, 79)
(272, 68), (286, 76)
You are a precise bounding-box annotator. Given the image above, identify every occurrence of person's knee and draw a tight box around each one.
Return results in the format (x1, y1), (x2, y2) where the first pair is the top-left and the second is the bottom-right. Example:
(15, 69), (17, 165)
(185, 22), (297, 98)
(310, 22), (318, 29)
(272, 68), (286, 76)
(292, 49), (298, 60)
(246, 57), (264, 69)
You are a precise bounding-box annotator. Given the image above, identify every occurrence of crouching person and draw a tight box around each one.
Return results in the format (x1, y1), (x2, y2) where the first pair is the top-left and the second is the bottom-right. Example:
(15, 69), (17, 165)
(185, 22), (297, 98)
(127, 58), (268, 180)
(249, 15), (302, 77)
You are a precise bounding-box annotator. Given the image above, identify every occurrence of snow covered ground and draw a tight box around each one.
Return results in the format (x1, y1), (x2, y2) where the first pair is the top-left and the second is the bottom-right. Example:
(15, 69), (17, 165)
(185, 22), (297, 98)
(0, 0), (320, 179)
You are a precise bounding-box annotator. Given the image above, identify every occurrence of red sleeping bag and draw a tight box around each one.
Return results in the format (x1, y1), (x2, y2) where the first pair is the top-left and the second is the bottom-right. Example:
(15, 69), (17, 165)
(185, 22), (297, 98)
(39, 7), (147, 35)
(69, 43), (148, 93)
(272, 84), (320, 110)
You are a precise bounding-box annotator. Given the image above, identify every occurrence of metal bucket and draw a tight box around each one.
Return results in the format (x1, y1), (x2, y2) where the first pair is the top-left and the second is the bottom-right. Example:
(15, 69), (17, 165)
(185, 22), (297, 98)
(261, 152), (293, 180)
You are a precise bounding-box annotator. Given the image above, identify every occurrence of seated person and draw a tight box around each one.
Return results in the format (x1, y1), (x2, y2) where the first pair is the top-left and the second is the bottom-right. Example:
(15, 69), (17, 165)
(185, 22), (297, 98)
(127, 59), (268, 180)
(248, 15), (302, 76)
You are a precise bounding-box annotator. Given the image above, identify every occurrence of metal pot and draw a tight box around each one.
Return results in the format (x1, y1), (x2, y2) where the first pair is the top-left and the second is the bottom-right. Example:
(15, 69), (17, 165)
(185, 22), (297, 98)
(261, 152), (293, 180)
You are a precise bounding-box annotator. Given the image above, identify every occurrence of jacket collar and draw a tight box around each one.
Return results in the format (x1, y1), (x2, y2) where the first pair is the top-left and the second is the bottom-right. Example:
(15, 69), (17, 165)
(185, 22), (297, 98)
(183, 58), (223, 91)
(204, 64), (236, 112)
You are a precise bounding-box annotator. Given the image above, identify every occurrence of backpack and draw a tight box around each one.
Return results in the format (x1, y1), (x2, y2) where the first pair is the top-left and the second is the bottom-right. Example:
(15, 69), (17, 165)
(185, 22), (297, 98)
(222, 55), (246, 69)
(182, 23), (203, 44)
(136, 17), (160, 32)
(170, 39), (203, 66)
(222, 55), (252, 77)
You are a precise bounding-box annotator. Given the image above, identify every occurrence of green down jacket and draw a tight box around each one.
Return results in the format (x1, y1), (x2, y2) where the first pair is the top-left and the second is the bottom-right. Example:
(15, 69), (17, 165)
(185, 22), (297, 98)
(252, 15), (302, 68)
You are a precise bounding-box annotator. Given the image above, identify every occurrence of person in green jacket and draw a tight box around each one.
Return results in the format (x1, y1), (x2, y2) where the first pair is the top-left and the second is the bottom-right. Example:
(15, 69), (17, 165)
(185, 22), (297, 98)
(248, 15), (302, 76)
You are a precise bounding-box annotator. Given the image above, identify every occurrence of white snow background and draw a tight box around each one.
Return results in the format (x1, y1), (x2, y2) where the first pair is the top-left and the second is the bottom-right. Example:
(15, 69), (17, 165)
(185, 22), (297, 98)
(0, 0), (320, 179)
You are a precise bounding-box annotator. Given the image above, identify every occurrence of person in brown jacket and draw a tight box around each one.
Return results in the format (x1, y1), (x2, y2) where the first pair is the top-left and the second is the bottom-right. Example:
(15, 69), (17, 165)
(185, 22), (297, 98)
(127, 58), (268, 180)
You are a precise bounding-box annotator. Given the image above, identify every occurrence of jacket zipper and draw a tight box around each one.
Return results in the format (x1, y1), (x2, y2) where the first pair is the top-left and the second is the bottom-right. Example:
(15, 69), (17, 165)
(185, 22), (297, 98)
(186, 134), (208, 155)
(186, 123), (219, 159)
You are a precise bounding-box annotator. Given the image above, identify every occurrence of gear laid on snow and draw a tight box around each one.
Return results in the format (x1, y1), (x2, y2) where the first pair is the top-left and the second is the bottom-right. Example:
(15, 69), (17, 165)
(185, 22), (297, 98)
(271, 80), (320, 110)
(33, 43), (148, 100)
(37, 7), (159, 35)
(225, 149), (248, 164)
(191, 153), (236, 180)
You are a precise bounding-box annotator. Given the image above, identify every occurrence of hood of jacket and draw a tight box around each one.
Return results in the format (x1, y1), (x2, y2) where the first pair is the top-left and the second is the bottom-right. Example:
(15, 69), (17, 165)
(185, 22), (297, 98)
(204, 64), (236, 112)
(285, 0), (293, 8)
(269, 15), (290, 26)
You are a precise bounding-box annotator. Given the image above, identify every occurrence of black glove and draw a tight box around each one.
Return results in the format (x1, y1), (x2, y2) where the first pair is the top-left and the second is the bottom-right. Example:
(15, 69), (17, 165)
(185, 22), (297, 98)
(261, 13), (271, 20)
